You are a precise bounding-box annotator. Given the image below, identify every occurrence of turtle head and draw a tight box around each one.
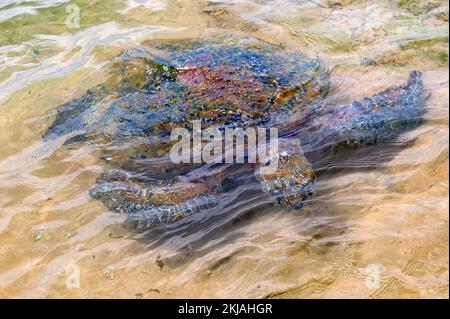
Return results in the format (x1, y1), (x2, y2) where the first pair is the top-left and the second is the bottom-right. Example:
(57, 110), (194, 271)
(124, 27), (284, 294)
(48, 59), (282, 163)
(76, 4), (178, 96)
(255, 140), (315, 209)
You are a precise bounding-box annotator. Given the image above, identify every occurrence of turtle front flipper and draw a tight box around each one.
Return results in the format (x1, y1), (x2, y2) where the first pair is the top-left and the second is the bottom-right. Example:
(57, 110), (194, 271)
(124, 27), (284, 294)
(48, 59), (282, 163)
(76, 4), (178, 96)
(255, 138), (315, 209)
(89, 169), (223, 229)
(124, 196), (219, 231)
(304, 71), (426, 149)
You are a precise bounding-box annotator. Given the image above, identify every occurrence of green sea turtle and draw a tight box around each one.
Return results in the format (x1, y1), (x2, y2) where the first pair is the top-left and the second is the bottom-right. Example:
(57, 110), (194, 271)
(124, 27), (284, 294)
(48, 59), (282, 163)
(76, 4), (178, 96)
(44, 40), (425, 230)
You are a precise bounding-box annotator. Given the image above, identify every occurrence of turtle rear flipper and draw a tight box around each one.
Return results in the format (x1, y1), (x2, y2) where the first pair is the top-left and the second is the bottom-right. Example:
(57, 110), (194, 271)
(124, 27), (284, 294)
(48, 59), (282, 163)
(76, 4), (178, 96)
(43, 48), (179, 145)
(43, 89), (99, 142)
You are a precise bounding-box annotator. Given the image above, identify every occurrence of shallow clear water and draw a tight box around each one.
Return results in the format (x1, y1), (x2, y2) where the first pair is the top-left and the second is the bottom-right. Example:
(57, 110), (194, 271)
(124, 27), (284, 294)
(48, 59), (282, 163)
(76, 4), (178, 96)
(0, 0), (448, 298)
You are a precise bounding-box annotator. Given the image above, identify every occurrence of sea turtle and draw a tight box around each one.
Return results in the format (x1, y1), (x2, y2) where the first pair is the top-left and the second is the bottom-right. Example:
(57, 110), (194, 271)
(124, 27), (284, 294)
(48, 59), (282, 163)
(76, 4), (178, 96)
(44, 40), (425, 230)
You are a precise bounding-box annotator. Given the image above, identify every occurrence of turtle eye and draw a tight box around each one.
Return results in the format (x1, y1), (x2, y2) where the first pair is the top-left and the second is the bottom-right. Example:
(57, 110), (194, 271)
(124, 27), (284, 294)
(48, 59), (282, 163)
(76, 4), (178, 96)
(279, 152), (289, 163)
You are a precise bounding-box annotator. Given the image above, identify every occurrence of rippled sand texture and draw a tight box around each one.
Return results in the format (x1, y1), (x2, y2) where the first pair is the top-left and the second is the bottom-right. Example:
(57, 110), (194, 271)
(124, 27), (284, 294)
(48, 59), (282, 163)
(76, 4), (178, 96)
(0, 0), (448, 298)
